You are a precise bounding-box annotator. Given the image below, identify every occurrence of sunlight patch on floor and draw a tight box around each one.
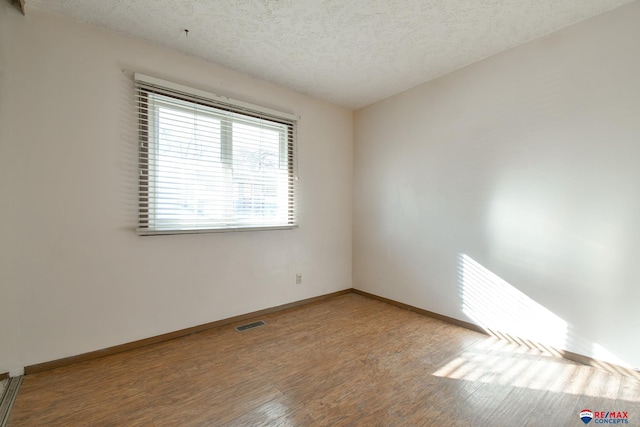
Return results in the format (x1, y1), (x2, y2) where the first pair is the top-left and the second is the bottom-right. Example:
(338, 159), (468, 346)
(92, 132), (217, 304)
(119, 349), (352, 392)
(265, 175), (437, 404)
(432, 342), (632, 400)
(449, 254), (640, 400)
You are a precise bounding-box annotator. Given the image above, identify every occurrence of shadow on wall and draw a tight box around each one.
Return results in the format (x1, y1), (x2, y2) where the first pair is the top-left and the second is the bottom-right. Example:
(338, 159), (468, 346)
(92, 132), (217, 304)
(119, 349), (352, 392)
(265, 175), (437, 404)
(457, 253), (634, 375)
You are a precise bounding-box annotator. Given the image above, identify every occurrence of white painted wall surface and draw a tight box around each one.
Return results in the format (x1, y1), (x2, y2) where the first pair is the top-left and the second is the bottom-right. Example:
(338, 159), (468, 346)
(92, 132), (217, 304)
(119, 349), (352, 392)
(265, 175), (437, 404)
(354, 2), (640, 369)
(0, 5), (352, 373)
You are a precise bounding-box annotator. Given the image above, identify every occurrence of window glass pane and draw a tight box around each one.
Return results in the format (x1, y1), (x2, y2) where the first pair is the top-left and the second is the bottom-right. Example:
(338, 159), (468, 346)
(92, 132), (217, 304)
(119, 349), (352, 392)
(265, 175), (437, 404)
(138, 87), (295, 234)
(232, 121), (286, 225)
(154, 101), (225, 229)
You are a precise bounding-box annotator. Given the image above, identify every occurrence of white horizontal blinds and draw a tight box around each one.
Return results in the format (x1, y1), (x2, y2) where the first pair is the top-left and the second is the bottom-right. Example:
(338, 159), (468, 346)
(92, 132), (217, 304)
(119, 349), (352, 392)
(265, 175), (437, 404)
(135, 75), (298, 234)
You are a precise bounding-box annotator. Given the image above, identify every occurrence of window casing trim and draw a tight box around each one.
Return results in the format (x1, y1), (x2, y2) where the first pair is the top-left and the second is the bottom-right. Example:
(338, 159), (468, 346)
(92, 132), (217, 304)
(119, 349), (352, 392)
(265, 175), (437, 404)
(137, 224), (298, 236)
(135, 74), (299, 235)
(134, 73), (299, 123)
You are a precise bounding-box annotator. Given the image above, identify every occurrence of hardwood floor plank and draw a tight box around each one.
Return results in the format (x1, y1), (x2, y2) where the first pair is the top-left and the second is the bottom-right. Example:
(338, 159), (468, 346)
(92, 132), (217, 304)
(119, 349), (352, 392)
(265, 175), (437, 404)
(618, 375), (640, 402)
(523, 390), (580, 427)
(8, 293), (639, 426)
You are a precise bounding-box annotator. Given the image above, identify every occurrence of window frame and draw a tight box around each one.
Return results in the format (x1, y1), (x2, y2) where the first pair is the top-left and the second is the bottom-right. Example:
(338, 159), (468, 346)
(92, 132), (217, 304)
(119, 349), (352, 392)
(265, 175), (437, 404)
(135, 74), (298, 236)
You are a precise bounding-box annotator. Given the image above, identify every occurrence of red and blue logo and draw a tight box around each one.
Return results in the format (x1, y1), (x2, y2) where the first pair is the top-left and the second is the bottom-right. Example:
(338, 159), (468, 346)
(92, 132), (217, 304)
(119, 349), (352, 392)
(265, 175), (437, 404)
(580, 409), (629, 424)
(581, 409), (594, 424)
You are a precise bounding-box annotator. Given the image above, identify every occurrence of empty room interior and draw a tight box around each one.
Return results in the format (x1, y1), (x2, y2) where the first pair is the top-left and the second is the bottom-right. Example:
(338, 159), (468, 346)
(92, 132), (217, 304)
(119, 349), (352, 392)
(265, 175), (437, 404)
(1, 0), (639, 425)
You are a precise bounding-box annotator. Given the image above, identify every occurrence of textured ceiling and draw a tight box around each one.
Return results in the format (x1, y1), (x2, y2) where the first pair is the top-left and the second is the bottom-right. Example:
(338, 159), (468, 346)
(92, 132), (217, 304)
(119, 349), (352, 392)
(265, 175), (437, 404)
(27, 0), (636, 109)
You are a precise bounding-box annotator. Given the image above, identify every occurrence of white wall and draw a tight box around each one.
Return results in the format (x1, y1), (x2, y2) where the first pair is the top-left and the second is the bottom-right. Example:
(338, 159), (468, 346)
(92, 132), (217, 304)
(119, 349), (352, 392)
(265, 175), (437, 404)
(354, 2), (640, 370)
(0, 5), (352, 373)
(2, 1), (638, 376)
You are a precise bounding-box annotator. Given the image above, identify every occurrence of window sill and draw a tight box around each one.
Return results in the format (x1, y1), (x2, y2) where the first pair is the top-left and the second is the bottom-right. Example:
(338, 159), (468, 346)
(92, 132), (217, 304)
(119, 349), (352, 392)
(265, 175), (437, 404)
(136, 224), (299, 236)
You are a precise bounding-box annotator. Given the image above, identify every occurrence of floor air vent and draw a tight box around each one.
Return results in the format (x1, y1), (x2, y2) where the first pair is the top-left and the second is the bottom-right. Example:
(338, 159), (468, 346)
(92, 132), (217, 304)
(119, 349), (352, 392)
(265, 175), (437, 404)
(235, 320), (266, 332)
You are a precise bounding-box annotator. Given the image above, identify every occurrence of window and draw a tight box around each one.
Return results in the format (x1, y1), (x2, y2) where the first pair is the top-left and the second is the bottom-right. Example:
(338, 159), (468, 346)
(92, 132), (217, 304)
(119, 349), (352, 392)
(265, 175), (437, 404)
(135, 74), (298, 235)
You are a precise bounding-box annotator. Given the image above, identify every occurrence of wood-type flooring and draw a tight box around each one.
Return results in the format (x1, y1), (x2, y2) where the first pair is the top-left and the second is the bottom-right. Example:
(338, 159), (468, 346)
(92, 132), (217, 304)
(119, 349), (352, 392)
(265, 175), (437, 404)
(8, 293), (640, 426)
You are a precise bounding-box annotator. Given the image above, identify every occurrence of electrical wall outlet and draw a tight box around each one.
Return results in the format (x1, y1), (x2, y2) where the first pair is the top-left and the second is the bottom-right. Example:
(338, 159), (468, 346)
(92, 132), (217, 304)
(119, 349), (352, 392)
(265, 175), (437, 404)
(295, 273), (302, 284)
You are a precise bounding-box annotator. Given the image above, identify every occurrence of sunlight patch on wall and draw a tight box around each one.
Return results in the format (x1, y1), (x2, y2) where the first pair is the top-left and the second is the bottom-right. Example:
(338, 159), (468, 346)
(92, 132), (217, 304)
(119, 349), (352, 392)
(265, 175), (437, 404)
(457, 253), (639, 377)
(591, 343), (633, 370)
(458, 253), (567, 352)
